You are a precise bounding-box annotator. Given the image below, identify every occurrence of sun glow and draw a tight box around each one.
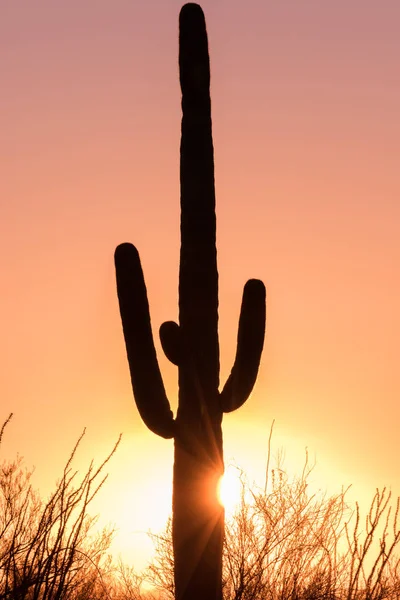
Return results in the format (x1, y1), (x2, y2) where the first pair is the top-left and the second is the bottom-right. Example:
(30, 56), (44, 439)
(217, 465), (243, 515)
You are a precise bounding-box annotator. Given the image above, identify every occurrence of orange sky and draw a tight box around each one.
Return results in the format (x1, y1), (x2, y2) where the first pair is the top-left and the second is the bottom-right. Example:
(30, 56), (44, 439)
(1, 0), (400, 572)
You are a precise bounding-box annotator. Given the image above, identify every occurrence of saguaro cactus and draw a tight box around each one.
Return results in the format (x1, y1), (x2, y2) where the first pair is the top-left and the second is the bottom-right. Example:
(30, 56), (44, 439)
(114, 4), (266, 600)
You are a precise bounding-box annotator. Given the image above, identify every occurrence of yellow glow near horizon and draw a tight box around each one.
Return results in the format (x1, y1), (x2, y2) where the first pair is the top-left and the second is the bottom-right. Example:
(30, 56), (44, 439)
(217, 465), (243, 516)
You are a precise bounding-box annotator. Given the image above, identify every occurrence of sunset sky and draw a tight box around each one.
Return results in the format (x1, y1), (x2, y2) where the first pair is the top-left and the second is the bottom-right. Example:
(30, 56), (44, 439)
(1, 0), (400, 572)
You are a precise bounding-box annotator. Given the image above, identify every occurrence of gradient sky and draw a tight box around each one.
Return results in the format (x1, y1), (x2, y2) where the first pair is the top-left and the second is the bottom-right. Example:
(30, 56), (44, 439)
(1, 0), (400, 572)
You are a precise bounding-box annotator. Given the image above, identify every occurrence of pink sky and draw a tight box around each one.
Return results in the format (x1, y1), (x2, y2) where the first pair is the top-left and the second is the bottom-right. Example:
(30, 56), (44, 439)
(1, 0), (400, 569)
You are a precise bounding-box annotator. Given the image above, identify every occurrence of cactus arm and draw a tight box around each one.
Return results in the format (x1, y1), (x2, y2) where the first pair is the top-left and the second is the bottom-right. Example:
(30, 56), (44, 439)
(114, 242), (175, 439)
(220, 279), (266, 413)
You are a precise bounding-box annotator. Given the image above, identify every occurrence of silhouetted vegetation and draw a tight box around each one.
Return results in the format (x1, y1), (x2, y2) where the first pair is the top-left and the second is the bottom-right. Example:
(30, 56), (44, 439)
(0, 414), (144, 599)
(147, 454), (400, 600)
(2, 414), (400, 599)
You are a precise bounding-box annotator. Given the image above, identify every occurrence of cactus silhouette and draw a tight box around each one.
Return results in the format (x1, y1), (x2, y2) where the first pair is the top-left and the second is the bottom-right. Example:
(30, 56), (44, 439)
(114, 4), (266, 600)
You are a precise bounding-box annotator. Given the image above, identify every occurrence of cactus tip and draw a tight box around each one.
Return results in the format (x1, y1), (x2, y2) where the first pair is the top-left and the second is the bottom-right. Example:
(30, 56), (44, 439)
(245, 278), (266, 296)
(114, 242), (138, 262)
(180, 3), (205, 19)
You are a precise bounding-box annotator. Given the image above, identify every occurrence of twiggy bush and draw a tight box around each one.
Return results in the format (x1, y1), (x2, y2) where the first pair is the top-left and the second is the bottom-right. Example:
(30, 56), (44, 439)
(0, 414), (127, 600)
(146, 449), (400, 600)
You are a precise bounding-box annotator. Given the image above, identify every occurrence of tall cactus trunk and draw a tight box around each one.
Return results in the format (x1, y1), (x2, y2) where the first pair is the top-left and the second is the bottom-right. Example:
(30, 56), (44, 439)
(173, 5), (223, 599)
(173, 425), (223, 600)
(114, 4), (266, 600)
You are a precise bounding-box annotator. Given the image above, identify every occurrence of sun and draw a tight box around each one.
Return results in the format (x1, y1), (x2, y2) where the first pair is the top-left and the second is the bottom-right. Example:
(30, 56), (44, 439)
(217, 465), (243, 515)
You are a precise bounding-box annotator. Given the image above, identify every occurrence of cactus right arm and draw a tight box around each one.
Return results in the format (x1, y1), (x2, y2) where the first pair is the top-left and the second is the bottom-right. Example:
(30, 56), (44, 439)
(220, 279), (266, 413)
(115, 243), (175, 439)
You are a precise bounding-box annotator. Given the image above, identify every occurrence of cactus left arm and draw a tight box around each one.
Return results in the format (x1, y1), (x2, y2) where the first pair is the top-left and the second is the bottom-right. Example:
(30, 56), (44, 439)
(115, 243), (175, 438)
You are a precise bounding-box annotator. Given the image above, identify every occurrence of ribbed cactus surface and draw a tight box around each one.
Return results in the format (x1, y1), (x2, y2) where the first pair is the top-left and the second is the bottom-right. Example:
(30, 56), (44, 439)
(115, 4), (266, 599)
